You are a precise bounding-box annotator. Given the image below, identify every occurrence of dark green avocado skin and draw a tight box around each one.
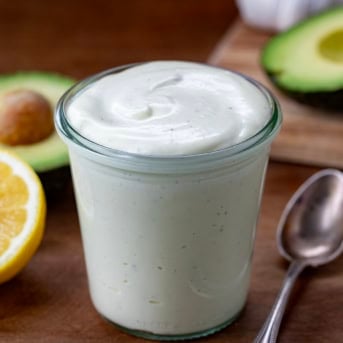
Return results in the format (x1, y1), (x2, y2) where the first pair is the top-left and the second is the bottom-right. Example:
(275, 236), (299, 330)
(286, 90), (343, 111)
(268, 74), (343, 111)
(38, 166), (71, 200)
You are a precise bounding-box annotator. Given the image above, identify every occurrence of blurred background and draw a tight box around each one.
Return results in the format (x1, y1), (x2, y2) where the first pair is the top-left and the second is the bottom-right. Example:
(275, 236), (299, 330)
(0, 0), (238, 78)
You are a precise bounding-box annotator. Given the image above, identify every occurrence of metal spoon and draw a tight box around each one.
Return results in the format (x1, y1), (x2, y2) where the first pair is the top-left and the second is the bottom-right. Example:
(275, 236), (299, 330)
(254, 169), (343, 343)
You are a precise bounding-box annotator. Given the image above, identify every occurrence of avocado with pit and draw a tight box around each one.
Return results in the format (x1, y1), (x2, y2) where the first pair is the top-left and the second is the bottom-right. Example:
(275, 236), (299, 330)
(261, 6), (343, 110)
(0, 72), (75, 196)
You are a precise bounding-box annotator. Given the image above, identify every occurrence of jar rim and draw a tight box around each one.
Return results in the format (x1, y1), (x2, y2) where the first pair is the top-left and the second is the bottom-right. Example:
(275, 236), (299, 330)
(55, 62), (282, 173)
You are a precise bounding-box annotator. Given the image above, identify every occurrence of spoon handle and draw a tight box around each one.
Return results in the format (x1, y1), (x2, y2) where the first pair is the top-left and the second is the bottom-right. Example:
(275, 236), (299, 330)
(254, 260), (306, 343)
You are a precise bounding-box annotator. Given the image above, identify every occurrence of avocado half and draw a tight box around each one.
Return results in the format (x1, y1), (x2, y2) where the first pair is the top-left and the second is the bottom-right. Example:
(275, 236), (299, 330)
(261, 6), (343, 110)
(0, 72), (74, 196)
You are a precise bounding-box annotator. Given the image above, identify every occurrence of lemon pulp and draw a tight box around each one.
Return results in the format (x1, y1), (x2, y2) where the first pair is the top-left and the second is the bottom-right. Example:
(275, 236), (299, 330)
(0, 150), (46, 284)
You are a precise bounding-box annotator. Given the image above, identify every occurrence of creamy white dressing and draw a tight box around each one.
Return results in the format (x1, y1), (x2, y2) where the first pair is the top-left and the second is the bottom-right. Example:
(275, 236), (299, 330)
(66, 61), (270, 155)
(57, 62), (279, 337)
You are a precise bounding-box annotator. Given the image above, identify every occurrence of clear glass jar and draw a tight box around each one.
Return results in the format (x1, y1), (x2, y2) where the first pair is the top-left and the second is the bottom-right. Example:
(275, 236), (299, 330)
(55, 64), (282, 340)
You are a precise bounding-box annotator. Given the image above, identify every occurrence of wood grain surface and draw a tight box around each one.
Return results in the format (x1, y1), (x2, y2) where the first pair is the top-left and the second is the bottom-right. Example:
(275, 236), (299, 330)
(209, 21), (343, 169)
(0, 2), (343, 342)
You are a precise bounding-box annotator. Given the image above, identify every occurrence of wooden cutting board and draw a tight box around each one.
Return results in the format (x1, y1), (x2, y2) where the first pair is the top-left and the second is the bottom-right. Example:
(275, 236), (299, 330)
(209, 20), (343, 169)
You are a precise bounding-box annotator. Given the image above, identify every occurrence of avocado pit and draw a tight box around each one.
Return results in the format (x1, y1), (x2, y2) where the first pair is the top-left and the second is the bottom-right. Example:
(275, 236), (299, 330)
(319, 29), (343, 63)
(0, 89), (54, 146)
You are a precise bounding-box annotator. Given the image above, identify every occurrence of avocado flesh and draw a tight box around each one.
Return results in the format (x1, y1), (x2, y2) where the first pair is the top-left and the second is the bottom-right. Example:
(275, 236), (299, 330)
(262, 6), (343, 109)
(0, 132), (69, 172)
(0, 72), (74, 172)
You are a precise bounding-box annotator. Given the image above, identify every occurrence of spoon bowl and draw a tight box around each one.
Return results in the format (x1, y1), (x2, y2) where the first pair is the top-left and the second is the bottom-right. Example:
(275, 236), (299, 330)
(255, 169), (343, 343)
(278, 169), (343, 266)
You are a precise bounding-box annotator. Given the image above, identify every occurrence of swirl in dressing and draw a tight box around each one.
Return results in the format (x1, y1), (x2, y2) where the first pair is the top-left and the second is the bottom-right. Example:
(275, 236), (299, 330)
(67, 61), (271, 156)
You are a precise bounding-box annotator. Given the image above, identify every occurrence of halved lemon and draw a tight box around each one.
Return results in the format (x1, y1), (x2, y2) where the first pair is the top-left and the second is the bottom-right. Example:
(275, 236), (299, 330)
(0, 150), (46, 284)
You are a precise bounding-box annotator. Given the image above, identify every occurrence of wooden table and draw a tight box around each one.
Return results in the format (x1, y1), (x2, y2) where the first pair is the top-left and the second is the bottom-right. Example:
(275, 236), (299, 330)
(0, 1), (342, 342)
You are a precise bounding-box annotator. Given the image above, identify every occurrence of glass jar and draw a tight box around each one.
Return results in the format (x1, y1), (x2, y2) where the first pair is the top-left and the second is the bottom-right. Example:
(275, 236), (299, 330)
(55, 63), (282, 340)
